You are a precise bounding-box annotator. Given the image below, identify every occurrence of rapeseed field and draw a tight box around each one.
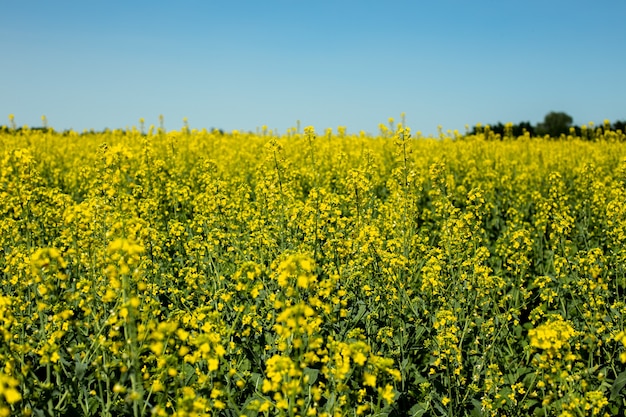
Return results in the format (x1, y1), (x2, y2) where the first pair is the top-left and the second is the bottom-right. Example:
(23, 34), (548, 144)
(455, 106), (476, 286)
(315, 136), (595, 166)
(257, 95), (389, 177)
(1, 118), (626, 416)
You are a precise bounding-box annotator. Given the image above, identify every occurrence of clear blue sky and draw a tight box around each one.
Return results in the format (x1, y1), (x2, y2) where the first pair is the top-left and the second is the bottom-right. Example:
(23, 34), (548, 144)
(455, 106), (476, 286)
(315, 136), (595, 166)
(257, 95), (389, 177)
(2, 1), (625, 136)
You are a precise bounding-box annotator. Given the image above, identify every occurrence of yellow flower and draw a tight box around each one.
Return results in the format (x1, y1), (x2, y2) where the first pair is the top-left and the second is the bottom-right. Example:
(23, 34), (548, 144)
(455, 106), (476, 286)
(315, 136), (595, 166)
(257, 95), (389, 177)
(258, 401), (271, 412)
(614, 331), (626, 362)
(363, 373), (376, 387)
(208, 358), (219, 371)
(353, 351), (367, 366)
(3, 387), (21, 405)
(151, 380), (165, 392)
(112, 383), (126, 394)
(379, 384), (395, 404)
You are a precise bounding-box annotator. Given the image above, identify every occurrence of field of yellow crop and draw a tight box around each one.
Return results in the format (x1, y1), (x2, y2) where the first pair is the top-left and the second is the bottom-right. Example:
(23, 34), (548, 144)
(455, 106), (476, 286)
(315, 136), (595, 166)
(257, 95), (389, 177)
(1, 120), (626, 416)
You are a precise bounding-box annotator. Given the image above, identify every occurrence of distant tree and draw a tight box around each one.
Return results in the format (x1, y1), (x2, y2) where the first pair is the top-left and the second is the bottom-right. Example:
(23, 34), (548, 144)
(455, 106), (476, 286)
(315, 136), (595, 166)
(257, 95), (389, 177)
(490, 122), (505, 137)
(465, 115), (623, 140)
(612, 120), (626, 132)
(536, 111), (573, 137)
(513, 121), (535, 137)
(468, 121), (535, 138)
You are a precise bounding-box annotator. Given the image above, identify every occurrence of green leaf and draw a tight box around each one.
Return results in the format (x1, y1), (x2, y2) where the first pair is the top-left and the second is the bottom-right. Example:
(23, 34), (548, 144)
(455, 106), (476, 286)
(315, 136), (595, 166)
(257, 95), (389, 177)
(249, 372), (264, 390)
(610, 370), (626, 401)
(432, 401), (449, 416)
(74, 360), (88, 381)
(408, 402), (427, 416)
(325, 392), (336, 411)
(303, 367), (319, 385)
(470, 399), (484, 416)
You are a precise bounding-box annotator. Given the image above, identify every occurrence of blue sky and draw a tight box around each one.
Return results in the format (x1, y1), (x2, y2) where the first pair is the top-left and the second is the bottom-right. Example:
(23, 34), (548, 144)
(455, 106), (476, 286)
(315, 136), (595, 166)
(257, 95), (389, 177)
(2, 1), (625, 136)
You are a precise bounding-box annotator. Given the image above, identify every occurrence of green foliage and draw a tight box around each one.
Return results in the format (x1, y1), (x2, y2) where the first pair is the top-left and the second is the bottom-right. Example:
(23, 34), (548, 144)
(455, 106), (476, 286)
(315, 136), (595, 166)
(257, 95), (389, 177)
(536, 111), (573, 137)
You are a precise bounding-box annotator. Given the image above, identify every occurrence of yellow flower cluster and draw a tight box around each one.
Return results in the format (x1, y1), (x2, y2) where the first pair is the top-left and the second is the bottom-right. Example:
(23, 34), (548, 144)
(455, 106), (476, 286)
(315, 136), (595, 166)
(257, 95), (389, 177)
(1, 119), (626, 416)
(0, 372), (21, 417)
(614, 330), (626, 363)
(529, 316), (577, 351)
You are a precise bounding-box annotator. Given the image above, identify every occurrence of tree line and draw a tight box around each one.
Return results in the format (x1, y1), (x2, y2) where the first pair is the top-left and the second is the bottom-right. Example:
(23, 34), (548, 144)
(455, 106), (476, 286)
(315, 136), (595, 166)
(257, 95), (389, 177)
(2, 111), (625, 139)
(468, 111), (626, 139)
